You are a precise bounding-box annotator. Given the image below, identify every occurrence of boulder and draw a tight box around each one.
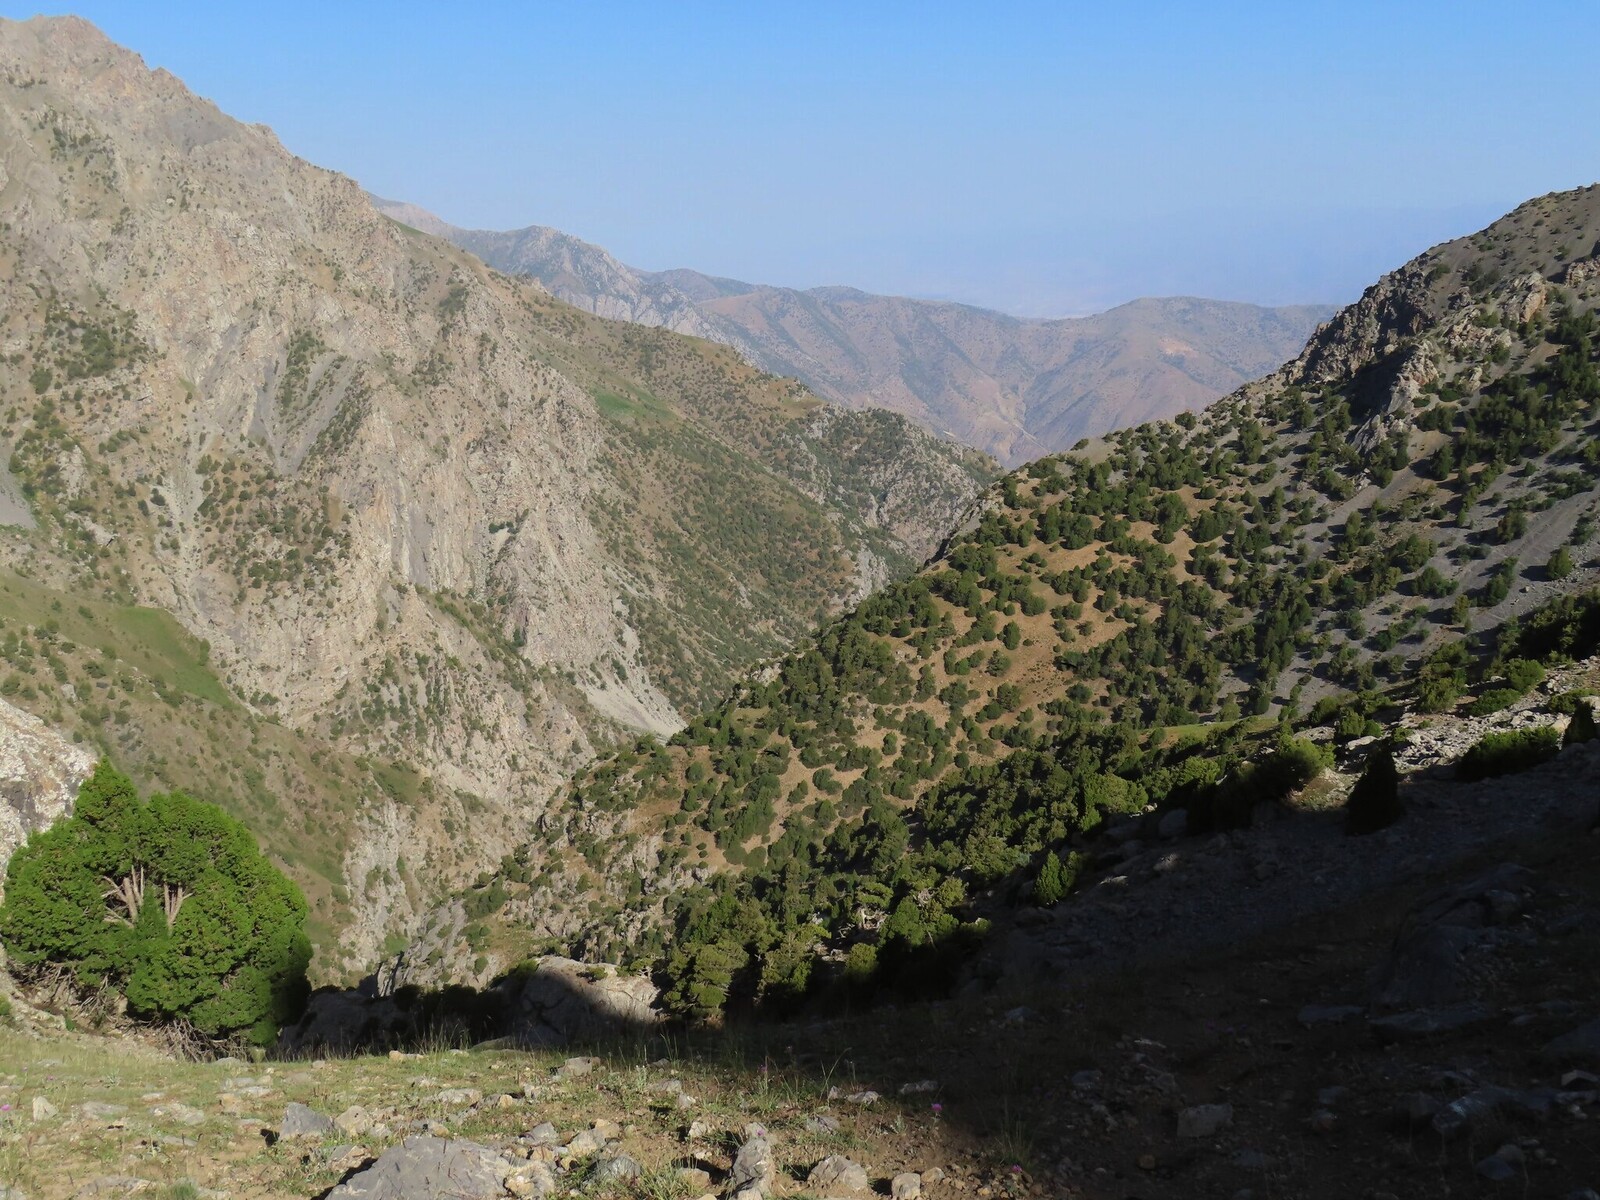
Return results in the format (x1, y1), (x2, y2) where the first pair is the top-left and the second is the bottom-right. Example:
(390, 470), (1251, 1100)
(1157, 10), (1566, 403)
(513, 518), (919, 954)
(808, 1156), (871, 1193)
(504, 1161), (555, 1200)
(498, 958), (659, 1044)
(591, 1153), (641, 1184)
(327, 1136), (510, 1200)
(1369, 863), (1533, 1009)
(281, 1102), (334, 1139)
(727, 1134), (776, 1196)
(1542, 1016), (1600, 1065)
(1368, 1003), (1496, 1042)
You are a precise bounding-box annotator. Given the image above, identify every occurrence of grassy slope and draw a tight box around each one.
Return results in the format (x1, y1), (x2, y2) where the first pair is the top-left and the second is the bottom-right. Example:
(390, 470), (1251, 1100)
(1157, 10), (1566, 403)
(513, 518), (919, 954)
(0, 566), (404, 971)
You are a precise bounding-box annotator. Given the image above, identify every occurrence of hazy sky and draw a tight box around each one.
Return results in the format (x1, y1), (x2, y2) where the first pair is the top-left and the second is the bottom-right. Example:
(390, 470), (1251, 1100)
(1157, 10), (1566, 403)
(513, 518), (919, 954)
(16, 2), (1600, 315)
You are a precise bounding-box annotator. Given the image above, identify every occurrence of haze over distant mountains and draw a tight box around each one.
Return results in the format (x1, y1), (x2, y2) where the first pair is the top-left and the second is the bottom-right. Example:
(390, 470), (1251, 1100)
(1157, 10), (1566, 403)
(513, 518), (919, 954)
(372, 198), (1334, 465)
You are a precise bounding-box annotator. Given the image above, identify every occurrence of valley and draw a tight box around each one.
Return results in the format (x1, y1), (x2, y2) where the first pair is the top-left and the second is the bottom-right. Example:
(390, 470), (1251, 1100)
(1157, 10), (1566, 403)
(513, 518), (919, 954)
(0, 12), (1597, 1200)
(373, 199), (1332, 467)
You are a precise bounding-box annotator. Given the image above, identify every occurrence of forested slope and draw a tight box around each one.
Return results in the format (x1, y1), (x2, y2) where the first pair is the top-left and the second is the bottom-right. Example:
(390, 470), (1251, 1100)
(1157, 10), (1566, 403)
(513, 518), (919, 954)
(496, 187), (1600, 1015)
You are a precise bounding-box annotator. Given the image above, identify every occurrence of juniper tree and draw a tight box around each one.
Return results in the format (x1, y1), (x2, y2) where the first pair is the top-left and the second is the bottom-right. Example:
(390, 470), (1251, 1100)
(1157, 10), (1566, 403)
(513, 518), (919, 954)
(0, 761), (310, 1043)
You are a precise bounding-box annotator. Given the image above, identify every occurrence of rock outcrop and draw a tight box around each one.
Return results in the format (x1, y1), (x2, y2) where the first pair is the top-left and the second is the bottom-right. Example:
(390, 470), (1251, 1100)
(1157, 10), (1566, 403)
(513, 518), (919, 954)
(0, 698), (94, 887)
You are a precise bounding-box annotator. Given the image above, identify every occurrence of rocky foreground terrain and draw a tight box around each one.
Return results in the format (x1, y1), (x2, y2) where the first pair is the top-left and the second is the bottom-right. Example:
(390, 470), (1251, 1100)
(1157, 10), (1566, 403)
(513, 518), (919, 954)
(374, 197), (1332, 466)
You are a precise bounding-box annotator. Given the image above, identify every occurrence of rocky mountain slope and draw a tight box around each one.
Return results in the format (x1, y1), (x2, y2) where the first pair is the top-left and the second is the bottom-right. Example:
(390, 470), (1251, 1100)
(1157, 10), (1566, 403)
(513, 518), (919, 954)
(0, 15), (991, 975)
(372, 198), (1333, 466)
(517, 184), (1600, 1004)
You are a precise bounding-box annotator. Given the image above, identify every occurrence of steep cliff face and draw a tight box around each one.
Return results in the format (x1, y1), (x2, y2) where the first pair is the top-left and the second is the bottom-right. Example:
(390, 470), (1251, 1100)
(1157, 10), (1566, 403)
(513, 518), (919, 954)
(0, 16), (990, 972)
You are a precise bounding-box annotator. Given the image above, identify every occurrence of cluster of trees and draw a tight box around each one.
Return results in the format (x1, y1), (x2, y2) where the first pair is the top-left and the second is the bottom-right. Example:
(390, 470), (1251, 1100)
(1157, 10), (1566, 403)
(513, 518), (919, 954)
(642, 717), (1333, 1020)
(0, 762), (310, 1044)
(553, 278), (1600, 1023)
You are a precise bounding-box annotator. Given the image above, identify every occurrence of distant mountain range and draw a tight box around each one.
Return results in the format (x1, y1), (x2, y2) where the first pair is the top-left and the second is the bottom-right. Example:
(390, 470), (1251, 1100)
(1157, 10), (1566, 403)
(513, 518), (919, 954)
(373, 197), (1335, 465)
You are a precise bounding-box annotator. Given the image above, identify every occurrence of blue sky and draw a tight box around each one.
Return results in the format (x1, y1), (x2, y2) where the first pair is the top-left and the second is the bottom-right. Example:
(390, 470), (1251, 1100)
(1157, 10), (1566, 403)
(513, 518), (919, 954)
(13, 2), (1600, 315)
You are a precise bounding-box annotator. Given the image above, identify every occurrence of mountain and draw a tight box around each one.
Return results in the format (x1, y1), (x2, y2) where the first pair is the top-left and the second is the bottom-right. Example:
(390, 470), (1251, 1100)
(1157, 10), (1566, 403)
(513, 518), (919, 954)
(0, 15), (992, 973)
(371, 198), (1335, 466)
(521, 184), (1600, 1004)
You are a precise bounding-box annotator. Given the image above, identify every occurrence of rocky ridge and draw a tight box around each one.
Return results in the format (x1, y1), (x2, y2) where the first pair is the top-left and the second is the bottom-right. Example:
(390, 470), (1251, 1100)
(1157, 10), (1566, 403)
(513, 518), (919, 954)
(0, 15), (989, 974)
(373, 198), (1333, 466)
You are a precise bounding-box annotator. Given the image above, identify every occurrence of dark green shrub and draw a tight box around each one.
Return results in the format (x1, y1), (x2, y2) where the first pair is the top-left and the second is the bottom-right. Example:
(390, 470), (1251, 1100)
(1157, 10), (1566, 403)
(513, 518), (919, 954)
(1345, 746), (1403, 835)
(1456, 726), (1561, 781)
(1467, 687), (1523, 717)
(1501, 659), (1545, 692)
(1564, 701), (1598, 746)
(0, 762), (310, 1043)
(1032, 850), (1081, 906)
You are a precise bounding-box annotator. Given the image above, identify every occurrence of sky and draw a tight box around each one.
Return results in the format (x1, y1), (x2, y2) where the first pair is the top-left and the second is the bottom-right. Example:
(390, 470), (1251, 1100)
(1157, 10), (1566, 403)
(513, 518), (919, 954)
(12, 2), (1600, 316)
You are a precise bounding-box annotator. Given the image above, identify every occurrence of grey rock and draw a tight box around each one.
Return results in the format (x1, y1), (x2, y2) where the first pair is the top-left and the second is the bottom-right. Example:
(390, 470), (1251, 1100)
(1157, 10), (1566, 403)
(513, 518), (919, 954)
(591, 1153), (641, 1184)
(522, 1121), (560, 1146)
(1369, 1002), (1496, 1042)
(728, 1135), (775, 1196)
(1475, 1153), (1518, 1182)
(1176, 1103), (1234, 1138)
(1157, 809), (1189, 840)
(1370, 863), (1534, 1009)
(808, 1155), (871, 1193)
(898, 1079), (939, 1095)
(1428, 1086), (1556, 1138)
(281, 1102), (334, 1139)
(555, 1055), (598, 1079)
(335, 1106), (373, 1137)
(434, 1088), (481, 1107)
(78, 1102), (128, 1121)
(891, 1173), (923, 1200)
(327, 1137), (510, 1200)
(504, 1161), (556, 1200)
(1542, 1016), (1600, 1064)
(502, 958), (659, 1044)
(325, 1146), (375, 1174)
(803, 1114), (841, 1135)
(30, 1096), (57, 1121)
(0, 697), (94, 870)
(562, 1128), (606, 1156)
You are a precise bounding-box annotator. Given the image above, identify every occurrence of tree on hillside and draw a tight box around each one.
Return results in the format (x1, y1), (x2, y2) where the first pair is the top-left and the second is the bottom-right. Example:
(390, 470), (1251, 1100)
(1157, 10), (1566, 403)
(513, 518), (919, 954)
(1565, 699), (1598, 746)
(0, 761), (310, 1044)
